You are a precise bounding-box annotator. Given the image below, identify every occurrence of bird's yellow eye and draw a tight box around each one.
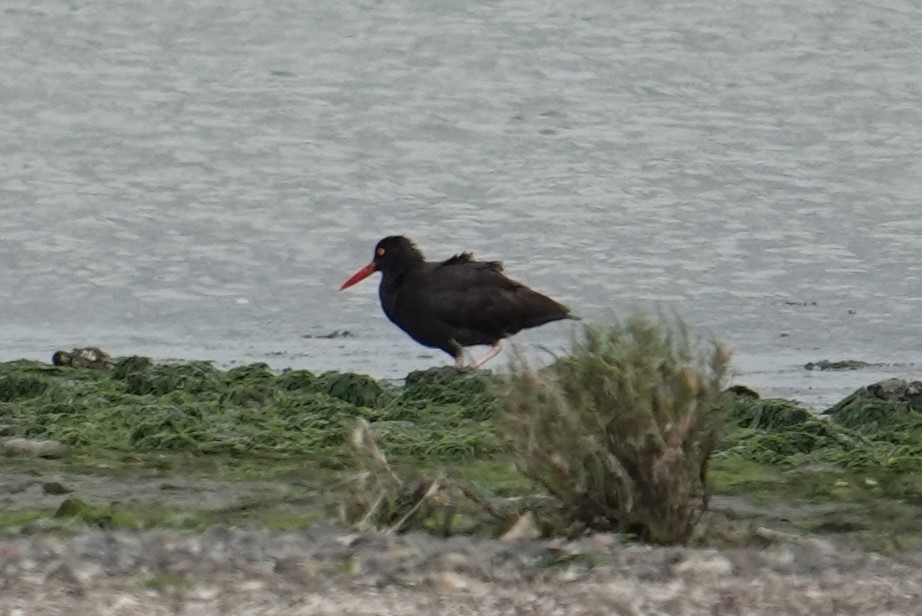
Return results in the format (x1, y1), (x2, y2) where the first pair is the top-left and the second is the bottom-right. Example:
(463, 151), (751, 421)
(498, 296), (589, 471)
(376, 247), (385, 256)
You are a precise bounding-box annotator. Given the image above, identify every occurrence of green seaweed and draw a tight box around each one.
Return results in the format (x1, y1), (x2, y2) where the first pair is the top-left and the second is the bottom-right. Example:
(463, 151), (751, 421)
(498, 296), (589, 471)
(825, 390), (922, 434)
(4, 358), (922, 478)
(316, 371), (396, 408)
(0, 359), (496, 461)
(722, 398), (855, 465)
(402, 367), (499, 420)
(119, 361), (226, 396)
(5, 356), (922, 547)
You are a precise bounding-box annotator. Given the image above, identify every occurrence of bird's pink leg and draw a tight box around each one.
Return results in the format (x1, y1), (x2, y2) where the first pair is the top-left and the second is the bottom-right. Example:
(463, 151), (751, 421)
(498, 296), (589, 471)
(454, 346), (476, 367)
(472, 342), (503, 368)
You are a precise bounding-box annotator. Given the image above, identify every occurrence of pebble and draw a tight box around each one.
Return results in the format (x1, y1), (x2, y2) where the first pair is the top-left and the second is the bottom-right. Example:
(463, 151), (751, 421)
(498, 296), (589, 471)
(42, 482), (74, 495)
(501, 512), (541, 541)
(3, 438), (69, 459)
(433, 571), (485, 593)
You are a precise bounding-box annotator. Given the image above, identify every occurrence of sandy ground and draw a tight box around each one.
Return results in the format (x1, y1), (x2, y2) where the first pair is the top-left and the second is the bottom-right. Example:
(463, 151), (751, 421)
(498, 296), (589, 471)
(2, 526), (921, 615)
(0, 464), (301, 513)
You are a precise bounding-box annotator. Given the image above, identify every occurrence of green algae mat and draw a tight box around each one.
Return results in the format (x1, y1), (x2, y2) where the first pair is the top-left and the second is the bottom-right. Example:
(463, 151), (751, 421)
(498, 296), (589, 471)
(2, 358), (922, 548)
(0, 359), (499, 459)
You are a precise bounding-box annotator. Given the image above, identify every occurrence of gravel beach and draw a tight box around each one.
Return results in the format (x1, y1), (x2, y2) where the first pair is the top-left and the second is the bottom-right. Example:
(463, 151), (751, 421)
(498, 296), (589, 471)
(2, 526), (921, 615)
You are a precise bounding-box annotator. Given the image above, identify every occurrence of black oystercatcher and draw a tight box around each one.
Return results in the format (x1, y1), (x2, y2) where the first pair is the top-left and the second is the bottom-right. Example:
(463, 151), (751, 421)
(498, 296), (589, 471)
(339, 236), (573, 367)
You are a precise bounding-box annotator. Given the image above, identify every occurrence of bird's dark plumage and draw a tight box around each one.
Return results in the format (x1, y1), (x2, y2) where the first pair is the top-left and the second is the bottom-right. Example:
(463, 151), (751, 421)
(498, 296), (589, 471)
(340, 236), (572, 366)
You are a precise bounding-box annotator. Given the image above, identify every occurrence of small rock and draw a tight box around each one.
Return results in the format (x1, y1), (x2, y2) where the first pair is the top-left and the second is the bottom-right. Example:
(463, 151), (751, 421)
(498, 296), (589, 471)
(9, 482), (30, 494)
(20, 518), (64, 534)
(866, 378), (922, 406)
(804, 359), (870, 371)
(44, 563), (85, 596)
(559, 567), (586, 582)
(42, 482), (73, 495)
(589, 533), (621, 550)
(501, 512), (541, 541)
(303, 330), (354, 339)
(750, 526), (803, 547)
(190, 586), (221, 601)
(800, 537), (838, 554)
(725, 384), (760, 399)
(3, 438), (69, 459)
(335, 533), (362, 547)
(51, 347), (114, 371)
(673, 552), (734, 577)
(441, 552), (470, 571)
(433, 571), (484, 594)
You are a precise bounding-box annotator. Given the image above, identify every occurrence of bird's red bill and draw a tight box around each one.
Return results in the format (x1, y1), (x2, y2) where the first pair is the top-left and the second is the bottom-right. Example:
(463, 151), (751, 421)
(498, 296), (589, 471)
(339, 263), (376, 291)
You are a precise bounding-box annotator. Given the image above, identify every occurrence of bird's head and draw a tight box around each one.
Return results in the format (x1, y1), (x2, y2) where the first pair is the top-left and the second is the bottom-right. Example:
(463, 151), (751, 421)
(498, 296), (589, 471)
(339, 236), (425, 290)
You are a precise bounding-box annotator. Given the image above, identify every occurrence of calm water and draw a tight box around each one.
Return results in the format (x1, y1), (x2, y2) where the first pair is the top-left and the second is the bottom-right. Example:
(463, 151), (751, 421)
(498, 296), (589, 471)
(2, 0), (921, 407)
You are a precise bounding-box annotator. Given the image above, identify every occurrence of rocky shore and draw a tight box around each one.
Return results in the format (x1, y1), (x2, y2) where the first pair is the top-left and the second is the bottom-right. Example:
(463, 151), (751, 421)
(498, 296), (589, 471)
(2, 525), (921, 615)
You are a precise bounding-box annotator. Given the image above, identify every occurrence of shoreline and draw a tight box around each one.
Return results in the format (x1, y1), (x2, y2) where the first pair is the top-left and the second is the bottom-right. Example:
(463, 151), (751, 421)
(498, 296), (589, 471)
(2, 354), (922, 612)
(1, 336), (920, 410)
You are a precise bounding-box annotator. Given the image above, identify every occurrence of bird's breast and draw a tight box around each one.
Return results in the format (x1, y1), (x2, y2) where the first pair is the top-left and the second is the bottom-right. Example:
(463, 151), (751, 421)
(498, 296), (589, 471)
(377, 276), (404, 322)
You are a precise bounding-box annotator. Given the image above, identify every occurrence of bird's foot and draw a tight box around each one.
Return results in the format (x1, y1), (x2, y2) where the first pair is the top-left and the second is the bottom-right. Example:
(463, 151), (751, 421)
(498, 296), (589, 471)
(452, 343), (503, 369)
(471, 342), (503, 369)
(454, 347), (478, 368)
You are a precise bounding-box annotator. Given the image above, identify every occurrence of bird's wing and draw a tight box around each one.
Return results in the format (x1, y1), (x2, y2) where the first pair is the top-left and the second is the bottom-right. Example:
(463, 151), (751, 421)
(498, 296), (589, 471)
(417, 262), (569, 337)
(439, 253), (504, 272)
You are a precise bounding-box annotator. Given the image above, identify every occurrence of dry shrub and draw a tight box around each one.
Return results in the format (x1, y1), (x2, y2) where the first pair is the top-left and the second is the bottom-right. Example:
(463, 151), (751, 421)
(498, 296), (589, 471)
(500, 314), (730, 544)
(340, 418), (446, 532)
(341, 419), (548, 536)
